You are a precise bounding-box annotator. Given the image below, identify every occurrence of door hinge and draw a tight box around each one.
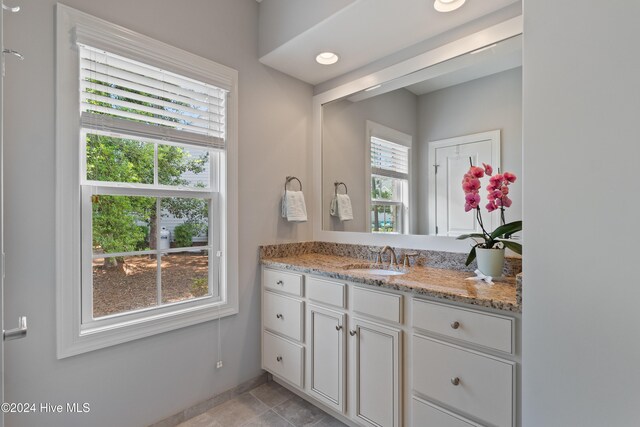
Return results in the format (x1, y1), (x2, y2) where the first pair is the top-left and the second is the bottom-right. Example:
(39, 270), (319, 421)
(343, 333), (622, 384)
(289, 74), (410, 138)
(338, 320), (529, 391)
(436, 226), (439, 234)
(434, 164), (439, 174)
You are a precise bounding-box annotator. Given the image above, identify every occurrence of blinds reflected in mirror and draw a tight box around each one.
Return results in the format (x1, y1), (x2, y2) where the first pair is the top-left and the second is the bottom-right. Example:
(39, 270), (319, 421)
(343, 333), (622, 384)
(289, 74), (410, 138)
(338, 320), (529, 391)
(370, 136), (409, 180)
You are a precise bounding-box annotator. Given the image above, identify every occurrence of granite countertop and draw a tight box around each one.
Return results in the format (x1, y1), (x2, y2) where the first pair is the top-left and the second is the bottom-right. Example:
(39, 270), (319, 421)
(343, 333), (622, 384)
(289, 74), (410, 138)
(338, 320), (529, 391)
(261, 253), (522, 313)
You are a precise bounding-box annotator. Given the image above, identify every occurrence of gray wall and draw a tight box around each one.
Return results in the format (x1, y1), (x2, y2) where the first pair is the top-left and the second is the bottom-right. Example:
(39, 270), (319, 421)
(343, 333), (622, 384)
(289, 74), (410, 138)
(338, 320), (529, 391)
(3, 1), (312, 426)
(417, 67), (522, 234)
(322, 89), (418, 233)
(523, 2), (640, 426)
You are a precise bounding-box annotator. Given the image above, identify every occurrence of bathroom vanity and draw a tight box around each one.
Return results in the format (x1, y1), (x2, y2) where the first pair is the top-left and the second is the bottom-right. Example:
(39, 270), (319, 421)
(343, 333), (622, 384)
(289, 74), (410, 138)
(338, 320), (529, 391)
(260, 245), (521, 427)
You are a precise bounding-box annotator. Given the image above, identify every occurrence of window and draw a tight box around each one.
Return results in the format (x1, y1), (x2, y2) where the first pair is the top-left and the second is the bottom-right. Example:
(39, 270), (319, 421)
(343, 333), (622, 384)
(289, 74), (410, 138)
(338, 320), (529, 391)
(367, 122), (412, 234)
(56, 5), (238, 357)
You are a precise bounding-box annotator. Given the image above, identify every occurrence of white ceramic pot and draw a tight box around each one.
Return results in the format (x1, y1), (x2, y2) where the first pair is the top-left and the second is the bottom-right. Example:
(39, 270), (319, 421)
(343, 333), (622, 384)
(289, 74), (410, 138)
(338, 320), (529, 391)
(475, 247), (505, 278)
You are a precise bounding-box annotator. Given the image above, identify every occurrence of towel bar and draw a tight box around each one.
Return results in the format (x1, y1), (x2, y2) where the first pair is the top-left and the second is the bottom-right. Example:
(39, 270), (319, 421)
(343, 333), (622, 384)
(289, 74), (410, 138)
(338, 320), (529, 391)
(285, 176), (302, 194)
(334, 181), (348, 196)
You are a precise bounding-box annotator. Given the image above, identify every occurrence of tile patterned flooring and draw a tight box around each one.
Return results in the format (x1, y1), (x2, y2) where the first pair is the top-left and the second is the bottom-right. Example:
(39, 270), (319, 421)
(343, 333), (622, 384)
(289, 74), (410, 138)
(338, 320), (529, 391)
(178, 381), (347, 427)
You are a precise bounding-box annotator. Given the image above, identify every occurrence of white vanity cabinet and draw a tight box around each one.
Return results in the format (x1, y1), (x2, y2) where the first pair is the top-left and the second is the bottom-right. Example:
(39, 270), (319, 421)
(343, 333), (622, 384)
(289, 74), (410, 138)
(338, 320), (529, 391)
(350, 316), (402, 427)
(308, 303), (346, 412)
(261, 269), (305, 388)
(411, 300), (518, 427)
(261, 266), (520, 427)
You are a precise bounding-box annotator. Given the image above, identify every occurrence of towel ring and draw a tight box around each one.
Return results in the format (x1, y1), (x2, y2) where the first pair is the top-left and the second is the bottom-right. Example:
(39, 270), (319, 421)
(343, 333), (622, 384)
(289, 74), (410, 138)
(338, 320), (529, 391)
(334, 182), (348, 196)
(285, 176), (302, 194)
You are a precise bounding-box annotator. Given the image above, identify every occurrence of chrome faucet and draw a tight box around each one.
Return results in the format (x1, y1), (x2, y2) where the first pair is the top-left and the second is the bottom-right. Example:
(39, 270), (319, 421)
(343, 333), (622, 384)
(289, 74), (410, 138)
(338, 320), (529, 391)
(380, 246), (398, 267)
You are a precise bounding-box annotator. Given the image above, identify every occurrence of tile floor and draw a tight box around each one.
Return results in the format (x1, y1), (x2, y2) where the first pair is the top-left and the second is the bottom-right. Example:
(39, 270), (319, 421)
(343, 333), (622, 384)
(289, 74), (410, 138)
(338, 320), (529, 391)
(178, 381), (347, 427)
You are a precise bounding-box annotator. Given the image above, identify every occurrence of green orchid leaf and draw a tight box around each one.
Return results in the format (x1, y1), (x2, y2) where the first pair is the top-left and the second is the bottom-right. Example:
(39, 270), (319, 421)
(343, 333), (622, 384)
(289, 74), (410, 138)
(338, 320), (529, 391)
(499, 240), (522, 255)
(465, 246), (477, 266)
(457, 233), (486, 241)
(490, 220), (522, 239)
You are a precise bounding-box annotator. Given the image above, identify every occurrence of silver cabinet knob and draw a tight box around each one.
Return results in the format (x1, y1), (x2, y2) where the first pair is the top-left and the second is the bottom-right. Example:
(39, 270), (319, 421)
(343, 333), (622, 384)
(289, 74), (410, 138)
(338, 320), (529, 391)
(451, 377), (460, 386)
(349, 330), (357, 336)
(276, 356), (282, 362)
(276, 280), (284, 286)
(450, 321), (460, 329)
(276, 313), (283, 319)
(336, 325), (343, 331)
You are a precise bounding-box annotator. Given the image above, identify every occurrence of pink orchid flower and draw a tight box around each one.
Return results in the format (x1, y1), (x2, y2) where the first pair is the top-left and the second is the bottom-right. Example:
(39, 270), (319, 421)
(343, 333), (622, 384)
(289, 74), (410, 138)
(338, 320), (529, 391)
(503, 172), (517, 183)
(468, 166), (485, 179)
(462, 178), (481, 193)
(489, 174), (504, 186)
(464, 193), (480, 211)
(482, 163), (493, 176)
(486, 201), (497, 212)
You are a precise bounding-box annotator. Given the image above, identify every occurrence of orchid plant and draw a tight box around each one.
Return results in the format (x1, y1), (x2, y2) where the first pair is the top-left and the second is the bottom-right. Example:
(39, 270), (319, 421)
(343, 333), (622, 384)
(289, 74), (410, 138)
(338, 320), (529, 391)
(457, 161), (522, 266)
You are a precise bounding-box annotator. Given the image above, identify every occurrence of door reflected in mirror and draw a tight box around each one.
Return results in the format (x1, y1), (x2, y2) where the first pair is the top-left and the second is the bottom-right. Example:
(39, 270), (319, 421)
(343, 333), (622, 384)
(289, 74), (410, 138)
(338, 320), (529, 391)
(322, 35), (522, 236)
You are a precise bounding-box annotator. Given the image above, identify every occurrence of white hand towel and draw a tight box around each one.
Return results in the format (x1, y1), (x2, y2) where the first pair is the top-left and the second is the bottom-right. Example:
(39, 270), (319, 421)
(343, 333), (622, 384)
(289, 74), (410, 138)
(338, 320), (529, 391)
(336, 194), (353, 221)
(282, 191), (308, 222)
(330, 196), (338, 217)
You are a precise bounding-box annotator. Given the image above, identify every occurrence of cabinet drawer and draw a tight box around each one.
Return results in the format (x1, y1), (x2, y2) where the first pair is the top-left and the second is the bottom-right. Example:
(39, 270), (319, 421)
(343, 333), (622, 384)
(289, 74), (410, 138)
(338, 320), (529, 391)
(352, 286), (402, 324)
(413, 335), (514, 427)
(263, 291), (304, 342)
(413, 299), (513, 353)
(264, 268), (303, 296)
(412, 397), (481, 427)
(307, 277), (345, 308)
(263, 331), (304, 388)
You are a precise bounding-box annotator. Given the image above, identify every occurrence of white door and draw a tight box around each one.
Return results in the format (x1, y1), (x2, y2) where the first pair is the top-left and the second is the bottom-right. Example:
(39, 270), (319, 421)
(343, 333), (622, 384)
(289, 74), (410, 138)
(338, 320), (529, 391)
(308, 304), (345, 413)
(428, 130), (501, 236)
(350, 318), (401, 427)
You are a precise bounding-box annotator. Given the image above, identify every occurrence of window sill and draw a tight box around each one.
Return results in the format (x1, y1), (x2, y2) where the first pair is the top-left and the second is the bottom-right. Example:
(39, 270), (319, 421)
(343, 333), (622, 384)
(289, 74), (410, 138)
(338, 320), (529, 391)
(57, 300), (237, 359)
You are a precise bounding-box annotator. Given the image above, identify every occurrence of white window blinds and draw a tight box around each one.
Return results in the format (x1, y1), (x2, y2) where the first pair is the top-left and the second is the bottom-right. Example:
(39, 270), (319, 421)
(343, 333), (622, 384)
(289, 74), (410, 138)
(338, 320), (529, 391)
(370, 136), (409, 179)
(79, 44), (227, 148)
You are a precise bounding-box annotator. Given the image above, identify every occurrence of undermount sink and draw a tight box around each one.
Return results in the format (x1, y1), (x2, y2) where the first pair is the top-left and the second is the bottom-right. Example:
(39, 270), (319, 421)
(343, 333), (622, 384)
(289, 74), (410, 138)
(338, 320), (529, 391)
(347, 268), (406, 276)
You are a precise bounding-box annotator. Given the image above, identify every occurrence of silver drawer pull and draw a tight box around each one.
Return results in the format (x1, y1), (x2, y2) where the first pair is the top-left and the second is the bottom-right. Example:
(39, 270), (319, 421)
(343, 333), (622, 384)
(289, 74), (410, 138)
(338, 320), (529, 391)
(450, 321), (460, 329)
(2, 4), (21, 12)
(451, 377), (460, 386)
(276, 280), (284, 286)
(276, 356), (283, 362)
(349, 330), (357, 336)
(3, 316), (27, 341)
(336, 325), (342, 331)
(276, 313), (283, 319)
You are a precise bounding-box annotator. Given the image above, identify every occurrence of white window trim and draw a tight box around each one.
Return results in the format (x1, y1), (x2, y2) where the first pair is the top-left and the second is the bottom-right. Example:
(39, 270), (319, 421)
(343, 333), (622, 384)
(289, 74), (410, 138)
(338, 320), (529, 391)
(365, 121), (412, 235)
(55, 5), (239, 358)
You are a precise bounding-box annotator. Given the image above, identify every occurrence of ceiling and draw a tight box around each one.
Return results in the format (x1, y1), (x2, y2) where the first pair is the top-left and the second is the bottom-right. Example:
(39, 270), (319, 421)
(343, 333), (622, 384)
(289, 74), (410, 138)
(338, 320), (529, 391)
(258, 0), (520, 86)
(346, 34), (522, 102)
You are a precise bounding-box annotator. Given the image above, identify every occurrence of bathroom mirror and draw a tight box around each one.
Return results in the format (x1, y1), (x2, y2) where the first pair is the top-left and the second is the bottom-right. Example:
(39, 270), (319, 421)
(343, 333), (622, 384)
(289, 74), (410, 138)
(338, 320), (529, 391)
(320, 33), (522, 238)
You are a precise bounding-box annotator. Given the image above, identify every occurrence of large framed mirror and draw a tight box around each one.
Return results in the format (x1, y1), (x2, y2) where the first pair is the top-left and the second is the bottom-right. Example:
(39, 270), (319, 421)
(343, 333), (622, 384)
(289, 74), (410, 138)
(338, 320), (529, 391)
(312, 17), (522, 251)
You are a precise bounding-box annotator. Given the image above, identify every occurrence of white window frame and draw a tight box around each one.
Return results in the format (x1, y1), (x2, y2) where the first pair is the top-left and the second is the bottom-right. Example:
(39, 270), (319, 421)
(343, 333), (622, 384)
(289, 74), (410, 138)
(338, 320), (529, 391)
(365, 121), (412, 235)
(56, 5), (239, 358)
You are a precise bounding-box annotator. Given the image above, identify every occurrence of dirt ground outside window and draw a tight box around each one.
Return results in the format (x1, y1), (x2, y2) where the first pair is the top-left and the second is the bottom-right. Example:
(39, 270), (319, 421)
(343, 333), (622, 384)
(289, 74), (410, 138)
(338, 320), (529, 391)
(92, 253), (209, 318)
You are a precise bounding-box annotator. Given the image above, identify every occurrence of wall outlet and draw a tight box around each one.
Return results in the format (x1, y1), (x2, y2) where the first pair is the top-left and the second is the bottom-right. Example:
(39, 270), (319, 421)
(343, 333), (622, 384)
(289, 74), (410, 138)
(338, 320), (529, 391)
(216, 361), (223, 369)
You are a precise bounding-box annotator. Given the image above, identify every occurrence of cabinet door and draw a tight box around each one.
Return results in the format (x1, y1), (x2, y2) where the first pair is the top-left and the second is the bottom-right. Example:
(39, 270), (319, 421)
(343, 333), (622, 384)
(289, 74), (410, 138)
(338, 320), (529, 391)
(308, 304), (346, 413)
(350, 317), (401, 427)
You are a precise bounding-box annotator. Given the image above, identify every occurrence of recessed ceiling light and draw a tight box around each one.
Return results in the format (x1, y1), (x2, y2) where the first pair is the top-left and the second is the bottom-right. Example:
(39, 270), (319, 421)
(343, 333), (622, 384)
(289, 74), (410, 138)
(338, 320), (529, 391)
(316, 52), (339, 65)
(365, 84), (382, 92)
(434, 0), (466, 13)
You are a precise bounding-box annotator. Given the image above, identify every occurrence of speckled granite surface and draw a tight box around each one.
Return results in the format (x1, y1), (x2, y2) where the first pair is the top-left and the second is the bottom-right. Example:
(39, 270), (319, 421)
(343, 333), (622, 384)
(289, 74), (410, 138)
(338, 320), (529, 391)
(260, 246), (522, 313)
(260, 241), (522, 277)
